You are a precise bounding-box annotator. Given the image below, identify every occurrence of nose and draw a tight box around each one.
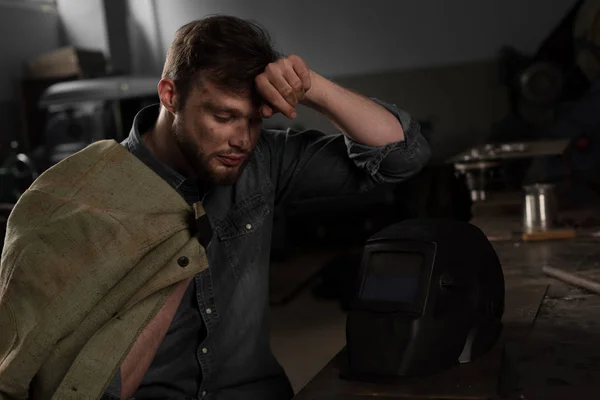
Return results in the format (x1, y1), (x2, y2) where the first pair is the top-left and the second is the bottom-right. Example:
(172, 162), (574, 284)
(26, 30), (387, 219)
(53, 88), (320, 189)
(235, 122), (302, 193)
(229, 124), (252, 152)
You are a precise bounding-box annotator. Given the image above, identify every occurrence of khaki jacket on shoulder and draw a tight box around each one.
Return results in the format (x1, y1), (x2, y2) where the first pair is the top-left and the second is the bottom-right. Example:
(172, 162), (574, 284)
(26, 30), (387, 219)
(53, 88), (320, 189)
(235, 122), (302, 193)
(0, 140), (208, 399)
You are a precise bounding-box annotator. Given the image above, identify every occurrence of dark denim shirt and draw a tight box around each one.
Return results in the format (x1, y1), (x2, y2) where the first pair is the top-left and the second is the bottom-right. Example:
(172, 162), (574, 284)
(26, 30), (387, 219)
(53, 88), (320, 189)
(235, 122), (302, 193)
(105, 100), (430, 400)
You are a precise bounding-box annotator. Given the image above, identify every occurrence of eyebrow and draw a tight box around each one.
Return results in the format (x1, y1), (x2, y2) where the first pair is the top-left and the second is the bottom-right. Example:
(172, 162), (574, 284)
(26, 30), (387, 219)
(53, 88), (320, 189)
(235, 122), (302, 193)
(201, 101), (245, 117)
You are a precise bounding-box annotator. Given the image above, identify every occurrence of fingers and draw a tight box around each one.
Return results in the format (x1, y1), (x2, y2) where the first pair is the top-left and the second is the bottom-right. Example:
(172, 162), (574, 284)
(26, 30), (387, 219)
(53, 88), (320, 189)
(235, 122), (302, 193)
(260, 103), (273, 118)
(255, 73), (296, 119)
(289, 54), (311, 94)
(255, 55), (312, 120)
(269, 62), (301, 107)
(282, 66), (305, 102)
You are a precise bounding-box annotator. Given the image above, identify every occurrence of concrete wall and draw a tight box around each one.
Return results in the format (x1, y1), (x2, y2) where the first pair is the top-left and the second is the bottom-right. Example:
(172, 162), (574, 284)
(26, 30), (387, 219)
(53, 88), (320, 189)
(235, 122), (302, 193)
(55, 0), (163, 75)
(128, 0), (165, 75)
(0, 1), (62, 151)
(0, 2), (62, 102)
(125, 0), (576, 159)
(55, 0), (108, 55)
(149, 0), (578, 78)
(51, 0), (579, 160)
(266, 59), (509, 164)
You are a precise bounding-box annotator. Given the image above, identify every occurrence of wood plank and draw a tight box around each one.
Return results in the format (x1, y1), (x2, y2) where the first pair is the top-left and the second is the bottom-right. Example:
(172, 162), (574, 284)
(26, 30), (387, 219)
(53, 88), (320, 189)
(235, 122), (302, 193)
(522, 229), (577, 242)
(517, 285), (600, 399)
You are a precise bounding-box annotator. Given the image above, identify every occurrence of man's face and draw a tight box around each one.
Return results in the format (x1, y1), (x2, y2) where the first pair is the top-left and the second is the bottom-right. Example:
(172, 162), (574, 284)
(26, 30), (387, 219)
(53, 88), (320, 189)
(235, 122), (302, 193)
(172, 79), (263, 186)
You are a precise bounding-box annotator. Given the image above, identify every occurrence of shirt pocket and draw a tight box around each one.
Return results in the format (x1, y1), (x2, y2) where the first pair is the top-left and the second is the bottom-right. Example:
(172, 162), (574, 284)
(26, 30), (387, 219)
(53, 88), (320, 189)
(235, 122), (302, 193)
(214, 193), (270, 277)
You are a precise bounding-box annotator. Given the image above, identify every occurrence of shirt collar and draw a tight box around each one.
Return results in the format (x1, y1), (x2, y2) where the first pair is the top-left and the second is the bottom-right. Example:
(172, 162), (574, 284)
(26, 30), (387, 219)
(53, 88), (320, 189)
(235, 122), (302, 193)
(122, 104), (199, 199)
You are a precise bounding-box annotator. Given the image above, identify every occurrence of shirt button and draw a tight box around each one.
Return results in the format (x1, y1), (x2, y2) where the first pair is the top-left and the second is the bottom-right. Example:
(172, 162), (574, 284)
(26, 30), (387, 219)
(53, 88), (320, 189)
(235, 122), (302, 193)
(177, 256), (189, 267)
(245, 223), (252, 230)
(202, 347), (208, 354)
(202, 391), (207, 397)
(205, 308), (212, 314)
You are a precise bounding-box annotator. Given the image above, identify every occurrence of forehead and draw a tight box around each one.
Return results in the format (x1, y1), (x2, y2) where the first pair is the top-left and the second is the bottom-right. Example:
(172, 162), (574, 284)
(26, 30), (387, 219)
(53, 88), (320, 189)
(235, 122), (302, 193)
(186, 77), (261, 113)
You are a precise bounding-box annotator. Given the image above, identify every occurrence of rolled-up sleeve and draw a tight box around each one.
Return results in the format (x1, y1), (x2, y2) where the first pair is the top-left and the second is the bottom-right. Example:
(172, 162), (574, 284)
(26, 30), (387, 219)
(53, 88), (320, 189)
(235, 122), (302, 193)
(259, 98), (430, 205)
(344, 99), (430, 184)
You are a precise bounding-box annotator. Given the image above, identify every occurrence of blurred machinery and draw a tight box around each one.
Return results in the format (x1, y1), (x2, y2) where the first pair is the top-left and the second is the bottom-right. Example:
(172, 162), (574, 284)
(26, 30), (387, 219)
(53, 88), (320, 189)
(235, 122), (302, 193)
(3, 77), (159, 192)
(498, 0), (597, 128)
(449, 140), (569, 202)
(467, 0), (600, 200)
(30, 77), (159, 173)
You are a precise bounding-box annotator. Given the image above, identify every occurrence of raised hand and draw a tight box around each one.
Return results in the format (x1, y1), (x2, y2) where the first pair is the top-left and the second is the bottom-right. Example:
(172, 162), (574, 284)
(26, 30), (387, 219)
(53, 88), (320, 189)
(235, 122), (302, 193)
(255, 54), (312, 119)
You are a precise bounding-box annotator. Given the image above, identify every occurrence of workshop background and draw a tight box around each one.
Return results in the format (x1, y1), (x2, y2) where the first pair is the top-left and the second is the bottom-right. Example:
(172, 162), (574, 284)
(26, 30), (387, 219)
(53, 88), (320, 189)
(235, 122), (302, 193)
(2, 0), (600, 398)
(0, 0), (578, 160)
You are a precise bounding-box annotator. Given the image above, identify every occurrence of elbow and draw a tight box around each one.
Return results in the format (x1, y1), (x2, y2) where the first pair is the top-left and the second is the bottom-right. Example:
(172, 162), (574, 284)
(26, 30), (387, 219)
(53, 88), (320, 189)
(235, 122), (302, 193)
(413, 134), (432, 173)
(374, 133), (431, 184)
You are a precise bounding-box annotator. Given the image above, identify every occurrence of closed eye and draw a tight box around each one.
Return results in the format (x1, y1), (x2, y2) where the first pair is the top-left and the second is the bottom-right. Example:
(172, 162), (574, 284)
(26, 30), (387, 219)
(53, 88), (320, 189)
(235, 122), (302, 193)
(214, 115), (233, 123)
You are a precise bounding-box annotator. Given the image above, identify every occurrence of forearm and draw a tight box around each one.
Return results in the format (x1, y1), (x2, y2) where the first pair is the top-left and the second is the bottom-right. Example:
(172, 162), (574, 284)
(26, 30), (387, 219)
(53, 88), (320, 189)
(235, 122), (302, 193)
(120, 278), (192, 399)
(302, 71), (405, 146)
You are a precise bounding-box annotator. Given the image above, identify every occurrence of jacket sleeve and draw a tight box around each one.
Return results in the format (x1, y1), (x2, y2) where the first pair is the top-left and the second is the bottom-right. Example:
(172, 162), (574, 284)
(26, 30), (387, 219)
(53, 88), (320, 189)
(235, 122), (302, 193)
(0, 296), (28, 399)
(0, 193), (71, 399)
(258, 99), (431, 206)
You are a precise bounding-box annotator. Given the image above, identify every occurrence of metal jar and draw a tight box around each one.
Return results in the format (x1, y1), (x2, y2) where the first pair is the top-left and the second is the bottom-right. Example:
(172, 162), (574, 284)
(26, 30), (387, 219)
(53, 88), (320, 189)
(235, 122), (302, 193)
(522, 183), (557, 233)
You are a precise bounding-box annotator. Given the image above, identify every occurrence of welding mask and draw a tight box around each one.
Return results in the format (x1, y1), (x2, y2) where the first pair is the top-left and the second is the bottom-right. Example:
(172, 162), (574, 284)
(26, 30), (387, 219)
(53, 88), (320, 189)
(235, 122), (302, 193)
(345, 219), (504, 379)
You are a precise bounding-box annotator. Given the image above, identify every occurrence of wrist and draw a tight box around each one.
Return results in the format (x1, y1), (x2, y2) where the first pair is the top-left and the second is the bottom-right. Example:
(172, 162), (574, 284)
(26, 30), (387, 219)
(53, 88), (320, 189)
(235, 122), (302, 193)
(302, 70), (330, 110)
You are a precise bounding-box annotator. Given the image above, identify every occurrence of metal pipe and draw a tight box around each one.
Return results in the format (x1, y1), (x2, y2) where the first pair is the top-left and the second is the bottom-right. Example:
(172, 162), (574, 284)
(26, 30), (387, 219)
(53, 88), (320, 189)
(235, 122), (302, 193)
(542, 266), (600, 296)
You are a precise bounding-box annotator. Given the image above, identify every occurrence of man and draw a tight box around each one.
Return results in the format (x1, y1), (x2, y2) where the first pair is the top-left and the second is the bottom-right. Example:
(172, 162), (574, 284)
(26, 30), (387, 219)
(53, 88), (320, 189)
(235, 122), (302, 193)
(0, 15), (429, 400)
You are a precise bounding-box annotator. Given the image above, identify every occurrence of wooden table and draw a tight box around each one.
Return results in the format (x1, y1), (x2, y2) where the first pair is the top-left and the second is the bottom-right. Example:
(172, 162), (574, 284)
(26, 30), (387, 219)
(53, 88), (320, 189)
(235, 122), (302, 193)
(294, 236), (600, 400)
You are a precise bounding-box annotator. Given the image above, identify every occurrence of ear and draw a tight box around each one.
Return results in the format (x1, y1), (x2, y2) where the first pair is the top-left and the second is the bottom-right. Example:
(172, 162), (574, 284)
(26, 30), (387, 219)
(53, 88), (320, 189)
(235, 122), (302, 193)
(158, 78), (178, 114)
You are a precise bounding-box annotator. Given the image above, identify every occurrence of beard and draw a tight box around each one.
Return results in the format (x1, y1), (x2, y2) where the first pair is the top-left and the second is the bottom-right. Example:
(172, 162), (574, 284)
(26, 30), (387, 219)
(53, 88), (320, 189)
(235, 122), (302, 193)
(172, 119), (251, 187)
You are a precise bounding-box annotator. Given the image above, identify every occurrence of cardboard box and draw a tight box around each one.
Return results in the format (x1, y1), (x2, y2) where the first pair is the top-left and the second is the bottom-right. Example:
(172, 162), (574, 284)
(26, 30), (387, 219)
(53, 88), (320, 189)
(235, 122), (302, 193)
(25, 46), (106, 79)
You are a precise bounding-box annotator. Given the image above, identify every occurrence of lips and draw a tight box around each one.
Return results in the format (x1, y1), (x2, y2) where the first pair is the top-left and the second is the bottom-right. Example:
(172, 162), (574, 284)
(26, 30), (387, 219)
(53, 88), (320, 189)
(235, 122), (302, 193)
(216, 154), (246, 167)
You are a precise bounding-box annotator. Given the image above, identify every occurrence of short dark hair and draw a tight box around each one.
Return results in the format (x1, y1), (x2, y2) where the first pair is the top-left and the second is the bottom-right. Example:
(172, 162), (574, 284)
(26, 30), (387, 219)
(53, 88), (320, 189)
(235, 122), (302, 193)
(162, 15), (280, 107)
